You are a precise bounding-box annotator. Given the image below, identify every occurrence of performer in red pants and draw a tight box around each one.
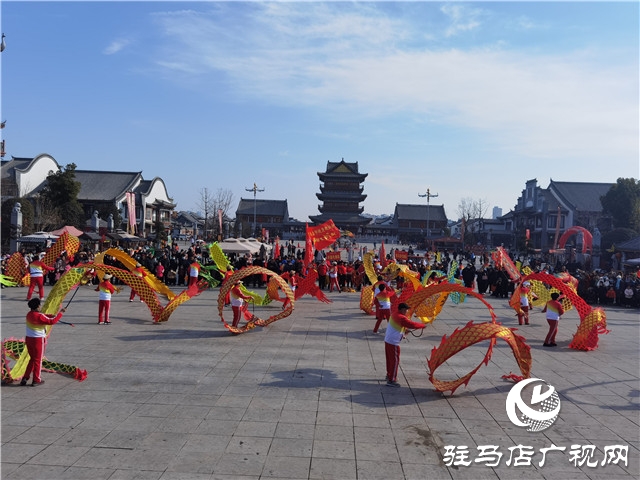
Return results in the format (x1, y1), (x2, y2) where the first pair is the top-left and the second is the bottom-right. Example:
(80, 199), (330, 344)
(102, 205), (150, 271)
(26, 253), (54, 301)
(384, 303), (425, 387)
(22, 298), (66, 386)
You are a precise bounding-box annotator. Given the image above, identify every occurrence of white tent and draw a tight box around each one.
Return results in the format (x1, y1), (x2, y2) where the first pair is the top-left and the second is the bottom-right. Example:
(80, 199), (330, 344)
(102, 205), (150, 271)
(17, 231), (59, 244)
(246, 237), (272, 254)
(217, 238), (272, 255)
(216, 238), (254, 254)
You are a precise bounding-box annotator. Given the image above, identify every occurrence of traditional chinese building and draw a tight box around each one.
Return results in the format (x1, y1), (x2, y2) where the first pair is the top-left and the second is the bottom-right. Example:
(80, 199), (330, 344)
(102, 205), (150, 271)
(309, 159), (370, 232)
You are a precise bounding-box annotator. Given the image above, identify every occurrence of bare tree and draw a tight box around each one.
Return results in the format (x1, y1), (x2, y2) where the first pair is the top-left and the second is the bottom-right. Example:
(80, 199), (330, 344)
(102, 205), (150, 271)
(197, 187), (235, 240)
(32, 194), (62, 232)
(197, 187), (216, 240)
(213, 188), (234, 239)
(214, 188), (234, 217)
(457, 197), (490, 246)
(457, 197), (489, 222)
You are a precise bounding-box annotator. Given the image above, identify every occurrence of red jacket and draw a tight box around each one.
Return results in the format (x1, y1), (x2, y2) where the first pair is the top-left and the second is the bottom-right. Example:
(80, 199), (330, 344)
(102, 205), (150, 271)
(26, 310), (64, 337)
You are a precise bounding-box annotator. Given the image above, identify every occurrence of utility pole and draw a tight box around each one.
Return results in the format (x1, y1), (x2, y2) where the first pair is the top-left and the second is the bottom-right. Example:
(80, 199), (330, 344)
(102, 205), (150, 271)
(245, 183), (265, 238)
(418, 188), (439, 246)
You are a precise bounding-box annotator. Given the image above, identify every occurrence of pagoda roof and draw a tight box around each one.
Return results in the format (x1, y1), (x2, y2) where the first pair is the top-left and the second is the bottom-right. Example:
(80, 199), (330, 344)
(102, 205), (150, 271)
(319, 185), (365, 195)
(317, 158), (368, 181)
(316, 191), (367, 201)
(309, 212), (371, 227)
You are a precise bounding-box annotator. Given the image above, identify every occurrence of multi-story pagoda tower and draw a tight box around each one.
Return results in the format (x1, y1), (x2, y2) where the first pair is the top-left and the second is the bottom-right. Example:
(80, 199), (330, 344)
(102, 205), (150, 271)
(309, 158), (370, 231)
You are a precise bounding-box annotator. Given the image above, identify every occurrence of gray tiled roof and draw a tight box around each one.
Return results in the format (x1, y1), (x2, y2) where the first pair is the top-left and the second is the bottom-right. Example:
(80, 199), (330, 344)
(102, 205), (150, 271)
(1, 157), (32, 176)
(236, 198), (289, 217)
(135, 180), (153, 195)
(75, 170), (141, 201)
(549, 180), (613, 212)
(394, 203), (448, 222)
(175, 211), (203, 224)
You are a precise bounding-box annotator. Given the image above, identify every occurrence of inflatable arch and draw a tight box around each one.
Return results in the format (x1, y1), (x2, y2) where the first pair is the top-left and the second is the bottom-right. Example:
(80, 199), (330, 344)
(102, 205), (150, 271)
(558, 226), (593, 254)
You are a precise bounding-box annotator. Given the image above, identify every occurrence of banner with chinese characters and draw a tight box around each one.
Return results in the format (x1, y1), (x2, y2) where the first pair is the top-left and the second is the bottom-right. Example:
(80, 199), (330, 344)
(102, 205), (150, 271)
(307, 219), (341, 250)
(326, 251), (341, 262)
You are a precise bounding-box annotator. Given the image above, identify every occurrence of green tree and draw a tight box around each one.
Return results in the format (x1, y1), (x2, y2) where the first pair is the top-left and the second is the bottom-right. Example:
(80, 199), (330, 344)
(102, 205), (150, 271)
(40, 163), (84, 226)
(601, 178), (640, 231)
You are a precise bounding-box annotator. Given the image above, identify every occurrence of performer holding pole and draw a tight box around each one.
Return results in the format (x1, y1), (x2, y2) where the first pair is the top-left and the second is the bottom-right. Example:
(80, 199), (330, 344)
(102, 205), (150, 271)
(384, 303), (425, 388)
(96, 273), (119, 325)
(542, 292), (564, 347)
(230, 280), (252, 328)
(20, 298), (66, 386)
(26, 253), (54, 302)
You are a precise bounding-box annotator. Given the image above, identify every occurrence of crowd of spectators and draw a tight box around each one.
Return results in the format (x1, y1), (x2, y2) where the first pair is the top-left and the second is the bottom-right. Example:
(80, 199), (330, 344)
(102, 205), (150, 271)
(2, 242), (639, 310)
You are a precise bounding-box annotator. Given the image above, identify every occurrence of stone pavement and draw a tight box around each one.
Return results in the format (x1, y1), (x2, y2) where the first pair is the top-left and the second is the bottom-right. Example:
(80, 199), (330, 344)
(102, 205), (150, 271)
(1, 281), (638, 480)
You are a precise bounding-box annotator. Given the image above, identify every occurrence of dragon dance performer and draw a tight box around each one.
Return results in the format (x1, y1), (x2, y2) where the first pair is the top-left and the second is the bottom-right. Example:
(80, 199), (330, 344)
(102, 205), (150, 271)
(129, 262), (147, 302)
(223, 266), (234, 305)
(230, 280), (252, 328)
(373, 284), (392, 334)
(517, 280), (535, 325)
(26, 253), (54, 301)
(96, 273), (119, 325)
(188, 258), (201, 287)
(21, 298), (66, 386)
(384, 303), (425, 388)
(542, 292), (565, 347)
(282, 271), (299, 310)
(372, 275), (387, 323)
(328, 262), (340, 292)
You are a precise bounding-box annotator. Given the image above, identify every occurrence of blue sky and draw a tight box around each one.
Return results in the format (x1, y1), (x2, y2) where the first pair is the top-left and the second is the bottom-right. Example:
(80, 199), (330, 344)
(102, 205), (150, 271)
(2, 1), (638, 222)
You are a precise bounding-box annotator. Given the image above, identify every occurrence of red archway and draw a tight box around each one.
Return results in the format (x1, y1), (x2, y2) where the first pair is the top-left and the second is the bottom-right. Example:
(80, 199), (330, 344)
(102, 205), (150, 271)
(558, 226), (593, 254)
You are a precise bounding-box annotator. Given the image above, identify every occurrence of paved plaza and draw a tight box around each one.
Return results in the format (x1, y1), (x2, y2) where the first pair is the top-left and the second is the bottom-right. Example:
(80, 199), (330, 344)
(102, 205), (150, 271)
(1, 281), (639, 480)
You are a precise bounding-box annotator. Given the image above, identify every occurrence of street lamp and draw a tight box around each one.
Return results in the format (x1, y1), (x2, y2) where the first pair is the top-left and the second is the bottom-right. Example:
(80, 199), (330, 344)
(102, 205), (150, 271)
(245, 183), (265, 238)
(418, 188), (438, 245)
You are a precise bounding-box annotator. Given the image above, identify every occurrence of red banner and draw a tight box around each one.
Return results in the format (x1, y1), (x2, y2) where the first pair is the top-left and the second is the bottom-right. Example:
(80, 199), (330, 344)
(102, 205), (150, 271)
(308, 219), (341, 250)
(395, 250), (408, 261)
(379, 241), (387, 268)
(304, 224), (314, 267)
(326, 251), (341, 262)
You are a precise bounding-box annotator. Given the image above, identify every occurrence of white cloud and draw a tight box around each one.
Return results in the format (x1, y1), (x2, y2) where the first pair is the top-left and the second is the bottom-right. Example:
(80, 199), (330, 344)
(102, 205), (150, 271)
(103, 38), (131, 55)
(150, 3), (638, 162)
(440, 4), (483, 37)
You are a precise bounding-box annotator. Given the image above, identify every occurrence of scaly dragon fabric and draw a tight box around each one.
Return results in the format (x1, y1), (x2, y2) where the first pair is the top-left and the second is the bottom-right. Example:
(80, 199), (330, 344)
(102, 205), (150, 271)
(218, 266), (294, 334)
(518, 272), (609, 351)
(428, 321), (531, 395)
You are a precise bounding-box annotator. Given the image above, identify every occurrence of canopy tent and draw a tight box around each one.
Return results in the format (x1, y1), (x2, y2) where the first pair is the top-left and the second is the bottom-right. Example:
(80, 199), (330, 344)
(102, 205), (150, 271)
(217, 238), (254, 255)
(217, 237), (273, 255)
(17, 232), (59, 244)
(245, 237), (272, 254)
(119, 231), (144, 242)
(50, 225), (83, 237)
(107, 230), (144, 243)
(17, 232), (59, 251)
(80, 231), (103, 242)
